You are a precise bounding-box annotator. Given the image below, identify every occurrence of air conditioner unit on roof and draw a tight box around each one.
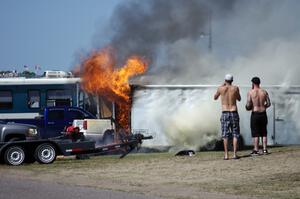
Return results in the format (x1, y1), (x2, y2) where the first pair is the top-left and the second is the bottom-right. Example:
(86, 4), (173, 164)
(43, 70), (72, 78)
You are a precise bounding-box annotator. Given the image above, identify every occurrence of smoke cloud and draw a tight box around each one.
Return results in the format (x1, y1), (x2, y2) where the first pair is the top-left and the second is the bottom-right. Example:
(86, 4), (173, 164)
(108, 0), (235, 69)
(105, 0), (300, 85)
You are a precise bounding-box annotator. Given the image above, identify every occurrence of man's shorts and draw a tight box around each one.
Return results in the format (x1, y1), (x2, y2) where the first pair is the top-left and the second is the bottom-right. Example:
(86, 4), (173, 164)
(220, 111), (240, 139)
(251, 111), (268, 137)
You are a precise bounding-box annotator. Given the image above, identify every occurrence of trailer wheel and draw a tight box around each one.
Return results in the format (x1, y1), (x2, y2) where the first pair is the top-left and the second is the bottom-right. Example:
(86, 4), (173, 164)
(4, 146), (25, 166)
(34, 143), (56, 164)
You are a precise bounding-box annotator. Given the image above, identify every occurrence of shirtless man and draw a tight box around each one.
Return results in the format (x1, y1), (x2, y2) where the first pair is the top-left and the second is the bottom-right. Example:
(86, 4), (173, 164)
(214, 74), (241, 160)
(246, 77), (271, 155)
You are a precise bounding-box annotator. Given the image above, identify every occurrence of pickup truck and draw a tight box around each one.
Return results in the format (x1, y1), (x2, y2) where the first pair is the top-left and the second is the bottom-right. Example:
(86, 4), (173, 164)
(72, 119), (115, 145)
(3, 107), (99, 139)
(0, 120), (39, 142)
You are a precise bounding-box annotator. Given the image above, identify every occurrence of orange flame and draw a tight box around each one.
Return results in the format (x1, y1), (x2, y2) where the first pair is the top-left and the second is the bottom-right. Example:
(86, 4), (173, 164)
(80, 47), (148, 130)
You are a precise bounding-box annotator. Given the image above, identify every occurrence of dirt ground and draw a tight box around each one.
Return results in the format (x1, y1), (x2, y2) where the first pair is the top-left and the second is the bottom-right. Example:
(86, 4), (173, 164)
(0, 146), (300, 199)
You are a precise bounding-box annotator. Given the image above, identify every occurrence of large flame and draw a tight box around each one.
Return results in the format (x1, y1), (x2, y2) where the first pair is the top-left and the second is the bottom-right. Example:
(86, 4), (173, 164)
(80, 47), (148, 130)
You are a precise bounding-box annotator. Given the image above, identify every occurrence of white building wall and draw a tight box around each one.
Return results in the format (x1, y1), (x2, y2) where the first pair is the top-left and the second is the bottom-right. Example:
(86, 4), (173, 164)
(131, 85), (300, 147)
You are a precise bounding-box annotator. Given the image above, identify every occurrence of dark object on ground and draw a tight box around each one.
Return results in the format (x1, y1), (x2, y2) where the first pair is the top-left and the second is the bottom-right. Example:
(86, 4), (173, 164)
(175, 150), (195, 156)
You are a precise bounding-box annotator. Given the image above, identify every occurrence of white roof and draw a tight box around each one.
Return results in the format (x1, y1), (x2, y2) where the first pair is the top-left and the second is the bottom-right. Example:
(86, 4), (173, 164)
(132, 84), (300, 89)
(0, 77), (81, 85)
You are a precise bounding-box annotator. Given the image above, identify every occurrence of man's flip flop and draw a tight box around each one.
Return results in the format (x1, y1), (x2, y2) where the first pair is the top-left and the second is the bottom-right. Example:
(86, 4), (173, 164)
(232, 156), (240, 160)
(223, 157), (229, 160)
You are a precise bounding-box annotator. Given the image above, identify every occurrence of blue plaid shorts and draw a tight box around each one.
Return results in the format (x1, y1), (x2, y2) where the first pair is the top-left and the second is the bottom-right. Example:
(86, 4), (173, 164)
(220, 111), (240, 138)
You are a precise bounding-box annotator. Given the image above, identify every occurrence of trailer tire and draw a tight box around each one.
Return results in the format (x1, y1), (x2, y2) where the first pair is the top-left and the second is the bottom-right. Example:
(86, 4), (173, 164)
(4, 146), (25, 166)
(34, 143), (56, 164)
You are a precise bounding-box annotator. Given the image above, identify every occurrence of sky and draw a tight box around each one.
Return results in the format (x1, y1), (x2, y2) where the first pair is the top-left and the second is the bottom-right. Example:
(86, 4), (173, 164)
(0, 0), (121, 73)
(1, 0), (300, 86)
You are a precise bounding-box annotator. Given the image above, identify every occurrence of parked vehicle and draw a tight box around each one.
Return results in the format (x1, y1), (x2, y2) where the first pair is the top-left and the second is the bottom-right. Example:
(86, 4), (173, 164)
(0, 120), (39, 142)
(3, 106), (99, 138)
(72, 119), (115, 145)
(0, 77), (82, 118)
(0, 76), (113, 121)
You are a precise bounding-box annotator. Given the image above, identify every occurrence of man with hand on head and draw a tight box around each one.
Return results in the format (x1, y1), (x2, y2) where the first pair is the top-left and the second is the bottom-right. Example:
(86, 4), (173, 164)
(246, 77), (271, 155)
(214, 74), (241, 160)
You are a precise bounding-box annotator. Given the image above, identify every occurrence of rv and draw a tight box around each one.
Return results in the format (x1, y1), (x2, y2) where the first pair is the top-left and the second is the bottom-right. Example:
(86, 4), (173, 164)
(0, 77), (82, 120)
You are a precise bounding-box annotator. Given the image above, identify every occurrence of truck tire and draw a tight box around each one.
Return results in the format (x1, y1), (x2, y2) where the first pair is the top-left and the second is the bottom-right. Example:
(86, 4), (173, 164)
(103, 130), (114, 145)
(34, 143), (56, 164)
(4, 146), (25, 166)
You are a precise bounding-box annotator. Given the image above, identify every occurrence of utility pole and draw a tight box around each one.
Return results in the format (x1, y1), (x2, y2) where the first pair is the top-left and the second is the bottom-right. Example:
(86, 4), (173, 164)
(199, 9), (212, 53)
(208, 9), (212, 53)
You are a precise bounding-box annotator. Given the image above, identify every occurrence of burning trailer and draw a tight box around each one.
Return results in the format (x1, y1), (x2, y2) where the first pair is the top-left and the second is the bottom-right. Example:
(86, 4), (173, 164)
(130, 84), (300, 150)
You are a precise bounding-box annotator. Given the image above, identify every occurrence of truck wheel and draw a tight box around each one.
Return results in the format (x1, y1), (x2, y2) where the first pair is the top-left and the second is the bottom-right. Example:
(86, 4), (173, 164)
(34, 143), (56, 164)
(4, 146), (25, 166)
(103, 130), (114, 144)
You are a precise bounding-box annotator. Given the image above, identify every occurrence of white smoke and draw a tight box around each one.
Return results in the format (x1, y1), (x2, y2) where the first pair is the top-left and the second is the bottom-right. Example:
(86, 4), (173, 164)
(131, 88), (221, 150)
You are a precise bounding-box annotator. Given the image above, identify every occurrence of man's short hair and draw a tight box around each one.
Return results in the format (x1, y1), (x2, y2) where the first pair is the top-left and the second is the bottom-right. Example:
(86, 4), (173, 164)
(251, 77), (261, 85)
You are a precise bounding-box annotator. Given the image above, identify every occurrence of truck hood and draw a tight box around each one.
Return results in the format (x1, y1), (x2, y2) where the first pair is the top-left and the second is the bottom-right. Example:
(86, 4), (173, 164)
(4, 122), (37, 129)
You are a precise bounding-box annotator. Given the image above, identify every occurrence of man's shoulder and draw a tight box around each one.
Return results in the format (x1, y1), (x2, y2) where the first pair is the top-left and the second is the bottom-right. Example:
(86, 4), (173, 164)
(248, 89), (256, 96)
(260, 88), (268, 95)
(231, 85), (240, 90)
(218, 85), (226, 90)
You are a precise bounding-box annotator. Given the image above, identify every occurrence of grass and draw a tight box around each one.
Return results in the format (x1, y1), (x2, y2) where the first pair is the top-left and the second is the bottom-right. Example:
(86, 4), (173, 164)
(1, 146), (300, 199)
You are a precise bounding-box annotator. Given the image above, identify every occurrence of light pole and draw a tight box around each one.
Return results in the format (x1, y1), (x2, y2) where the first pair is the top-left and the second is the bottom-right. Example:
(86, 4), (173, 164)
(200, 10), (212, 53)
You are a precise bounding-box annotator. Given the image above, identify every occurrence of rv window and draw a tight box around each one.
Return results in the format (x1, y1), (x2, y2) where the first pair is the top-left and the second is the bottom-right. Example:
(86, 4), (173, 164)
(0, 91), (13, 109)
(47, 90), (72, 107)
(48, 109), (65, 121)
(28, 90), (40, 108)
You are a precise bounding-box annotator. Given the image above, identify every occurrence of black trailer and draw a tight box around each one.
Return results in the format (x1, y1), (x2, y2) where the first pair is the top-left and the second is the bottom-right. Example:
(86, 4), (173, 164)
(0, 133), (152, 166)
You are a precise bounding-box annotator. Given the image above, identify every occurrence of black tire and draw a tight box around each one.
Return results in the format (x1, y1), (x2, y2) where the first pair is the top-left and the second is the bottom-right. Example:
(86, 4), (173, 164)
(34, 143), (56, 164)
(4, 146), (25, 166)
(103, 130), (114, 145)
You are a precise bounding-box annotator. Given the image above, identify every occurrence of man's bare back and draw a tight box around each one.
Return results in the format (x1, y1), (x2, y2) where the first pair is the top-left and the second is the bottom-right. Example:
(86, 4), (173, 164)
(214, 84), (241, 111)
(246, 88), (271, 112)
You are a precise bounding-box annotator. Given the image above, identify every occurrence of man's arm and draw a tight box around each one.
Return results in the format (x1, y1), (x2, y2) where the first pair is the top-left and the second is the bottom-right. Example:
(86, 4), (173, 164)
(245, 91), (253, 111)
(264, 91), (271, 108)
(236, 87), (241, 101)
(214, 87), (221, 100)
